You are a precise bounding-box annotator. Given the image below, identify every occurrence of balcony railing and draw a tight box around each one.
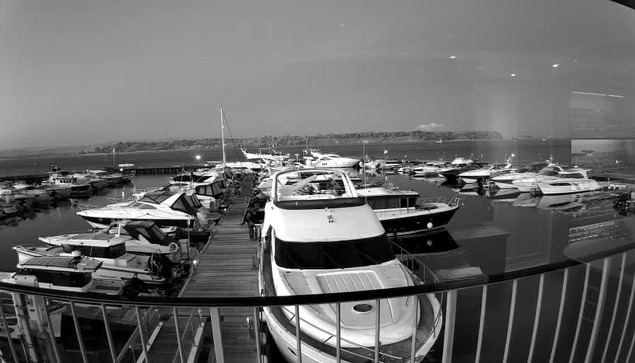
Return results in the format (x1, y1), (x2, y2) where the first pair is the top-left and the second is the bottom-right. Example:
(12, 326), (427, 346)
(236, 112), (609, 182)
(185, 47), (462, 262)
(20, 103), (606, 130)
(0, 237), (634, 363)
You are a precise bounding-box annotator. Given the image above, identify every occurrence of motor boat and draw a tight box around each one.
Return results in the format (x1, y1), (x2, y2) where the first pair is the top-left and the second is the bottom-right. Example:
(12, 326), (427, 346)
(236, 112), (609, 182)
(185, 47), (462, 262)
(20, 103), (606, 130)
(512, 165), (567, 192)
(458, 163), (514, 184)
(44, 166), (93, 198)
(259, 168), (442, 363)
(76, 191), (209, 229)
(536, 168), (602, 195)
(241, 148), (288, 162)
(437, 157), (480, 183)
(306, 153), (361, 168)
(135, 177), (227, 210)
(489, 162), (549, 189)
(1, 255), (124, 295)
(13, 235), (182, 290)
(38, 220), (193, 256)
(356, 187), (460, 237)
(409, 161), (448, 177)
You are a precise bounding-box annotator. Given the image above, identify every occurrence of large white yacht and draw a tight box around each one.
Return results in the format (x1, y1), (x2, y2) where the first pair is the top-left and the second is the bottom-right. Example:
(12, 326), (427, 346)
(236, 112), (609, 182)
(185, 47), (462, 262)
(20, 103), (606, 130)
(76, 191), (209, 229)
(489, 162), (549, 189)
(512, 164), (566, 192)
(536, 168), (601, 195)
(259, 168), (442, 363)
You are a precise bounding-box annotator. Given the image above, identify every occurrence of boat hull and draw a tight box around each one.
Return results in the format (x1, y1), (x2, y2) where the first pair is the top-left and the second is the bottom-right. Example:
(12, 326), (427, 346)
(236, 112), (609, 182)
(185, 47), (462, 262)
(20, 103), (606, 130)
(537, 181), (602, 195)
(377, 204), (459, 237)
(79, 215), (192, 229)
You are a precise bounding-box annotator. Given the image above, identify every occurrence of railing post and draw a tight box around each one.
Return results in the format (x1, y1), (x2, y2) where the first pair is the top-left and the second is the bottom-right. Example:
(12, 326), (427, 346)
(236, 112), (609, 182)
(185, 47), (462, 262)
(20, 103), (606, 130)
(100, 303), (118, 363)
(527, 274), (545, 363)
(502, 279), (518, 363)
(475, 285), (488, 363)
(569, 264), (591, 363)
(602, 253), (627, 363)
(585, 257), (611, 362)
(135, 306), (150, 363)
(614, 269), (635, 363)
(410, 294), (418, 363)
(442, 290), (457, 363)
(253, 307), (262, 363)
(295, 305), (302, 363)
(173, 307), (185, 363)
(336, 302), (341, 363)
(70, 301), (89, 363)
(549, 268), (569, 363)
(375, 298), (381, 363)
(210, 307), (225, 363)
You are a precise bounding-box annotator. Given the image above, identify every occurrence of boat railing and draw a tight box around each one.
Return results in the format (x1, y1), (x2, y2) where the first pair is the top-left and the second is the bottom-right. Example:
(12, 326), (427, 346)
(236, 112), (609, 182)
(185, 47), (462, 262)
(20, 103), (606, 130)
(418, 195), (460, 206)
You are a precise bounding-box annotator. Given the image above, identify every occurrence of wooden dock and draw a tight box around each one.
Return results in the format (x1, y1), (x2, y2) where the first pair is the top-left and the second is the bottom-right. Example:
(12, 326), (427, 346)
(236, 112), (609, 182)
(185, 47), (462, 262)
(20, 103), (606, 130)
(144, 176), (260, 362)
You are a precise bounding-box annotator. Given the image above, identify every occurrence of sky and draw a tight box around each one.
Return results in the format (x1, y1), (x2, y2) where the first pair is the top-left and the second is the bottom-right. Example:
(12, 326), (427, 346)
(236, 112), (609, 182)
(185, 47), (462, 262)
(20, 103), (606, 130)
(1, 0), (635, 150)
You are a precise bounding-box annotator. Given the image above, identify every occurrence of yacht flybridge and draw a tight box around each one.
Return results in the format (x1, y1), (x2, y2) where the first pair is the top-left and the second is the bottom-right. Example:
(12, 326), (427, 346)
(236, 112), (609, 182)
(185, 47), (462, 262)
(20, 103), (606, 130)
(258, 168), (442, 363)
(76, 191), (208, 229)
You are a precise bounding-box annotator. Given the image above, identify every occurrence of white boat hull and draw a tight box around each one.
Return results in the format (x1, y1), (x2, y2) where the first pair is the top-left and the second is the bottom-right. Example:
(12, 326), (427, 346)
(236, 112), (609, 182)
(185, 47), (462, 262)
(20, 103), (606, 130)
(537, 181), (602, 195)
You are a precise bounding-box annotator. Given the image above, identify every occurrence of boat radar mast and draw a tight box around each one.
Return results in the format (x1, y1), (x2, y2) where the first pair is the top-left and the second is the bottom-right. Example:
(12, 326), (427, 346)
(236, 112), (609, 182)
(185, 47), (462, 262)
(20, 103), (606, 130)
(221, 108), (226, 167)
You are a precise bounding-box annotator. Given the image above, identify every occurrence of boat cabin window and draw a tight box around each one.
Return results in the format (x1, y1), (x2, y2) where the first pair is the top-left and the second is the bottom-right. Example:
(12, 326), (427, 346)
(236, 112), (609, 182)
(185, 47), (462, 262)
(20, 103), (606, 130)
(274, 234), (396, 269)
(62, 244), (127, 258)
(139, 193), (173, 204)
(400, 197), (417, 208)
(195, 184), (213, 196)
(560, 173), (585, 179)
(17, 269), (92, 287)
(550, 182), (573, 186)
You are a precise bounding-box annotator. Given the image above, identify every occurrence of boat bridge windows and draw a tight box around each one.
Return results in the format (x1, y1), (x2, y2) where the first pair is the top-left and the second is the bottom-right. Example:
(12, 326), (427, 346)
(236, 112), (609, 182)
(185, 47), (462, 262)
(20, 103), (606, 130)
(559, 173), (585, 179)
(274, 235), (395, 270)
(61, 243), (127, 259)
(365, 196), (418, 210)
(15, 269), (92, 288)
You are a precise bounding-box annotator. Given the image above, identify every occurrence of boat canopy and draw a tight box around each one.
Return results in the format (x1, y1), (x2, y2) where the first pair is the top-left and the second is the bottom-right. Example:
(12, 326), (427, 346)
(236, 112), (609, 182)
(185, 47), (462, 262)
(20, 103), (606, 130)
(17, 256), (102, 272)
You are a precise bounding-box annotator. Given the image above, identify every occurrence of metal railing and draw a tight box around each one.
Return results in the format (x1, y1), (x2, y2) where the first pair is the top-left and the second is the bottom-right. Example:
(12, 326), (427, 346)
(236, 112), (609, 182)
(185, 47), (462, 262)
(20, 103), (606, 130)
(1, 237), (635, 363)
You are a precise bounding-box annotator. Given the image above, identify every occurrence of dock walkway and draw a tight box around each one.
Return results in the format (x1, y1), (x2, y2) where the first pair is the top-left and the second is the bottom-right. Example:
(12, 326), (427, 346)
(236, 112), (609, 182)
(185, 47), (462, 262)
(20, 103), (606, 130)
(181, 176), (259, 362)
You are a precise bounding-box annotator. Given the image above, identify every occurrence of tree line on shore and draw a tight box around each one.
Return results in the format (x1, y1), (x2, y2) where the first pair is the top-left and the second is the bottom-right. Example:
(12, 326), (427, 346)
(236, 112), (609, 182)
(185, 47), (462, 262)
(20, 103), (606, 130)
(81, 130), (504, 154)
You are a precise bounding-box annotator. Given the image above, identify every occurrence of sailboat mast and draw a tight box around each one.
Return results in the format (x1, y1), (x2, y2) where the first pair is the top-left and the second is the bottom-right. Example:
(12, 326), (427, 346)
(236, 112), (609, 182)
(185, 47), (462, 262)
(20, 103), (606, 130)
(221, 108), (226, 167)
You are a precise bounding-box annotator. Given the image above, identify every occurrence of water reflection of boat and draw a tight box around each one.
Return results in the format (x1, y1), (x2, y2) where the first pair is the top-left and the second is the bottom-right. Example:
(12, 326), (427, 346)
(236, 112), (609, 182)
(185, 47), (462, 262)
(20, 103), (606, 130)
(487, 188), (523, 202)
(535, 194), (585, 213)
(512, 193), (540, 208)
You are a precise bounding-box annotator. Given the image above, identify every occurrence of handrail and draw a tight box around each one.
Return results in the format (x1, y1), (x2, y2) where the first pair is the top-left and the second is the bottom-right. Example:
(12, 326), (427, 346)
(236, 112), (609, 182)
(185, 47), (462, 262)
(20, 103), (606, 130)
(1, 237), (633, 308)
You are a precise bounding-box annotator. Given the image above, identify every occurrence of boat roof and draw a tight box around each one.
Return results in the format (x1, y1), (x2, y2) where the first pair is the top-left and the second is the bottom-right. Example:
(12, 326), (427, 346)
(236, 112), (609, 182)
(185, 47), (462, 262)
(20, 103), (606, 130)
(272, 204), (385, 242)
(356, 187), (419, 197)
(40, 233), (128, 247)
(18, 256), (102, 272)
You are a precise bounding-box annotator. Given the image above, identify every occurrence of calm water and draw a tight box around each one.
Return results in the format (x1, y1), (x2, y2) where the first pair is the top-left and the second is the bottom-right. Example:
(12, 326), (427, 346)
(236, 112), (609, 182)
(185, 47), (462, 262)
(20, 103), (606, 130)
(0, 139), (571, 176)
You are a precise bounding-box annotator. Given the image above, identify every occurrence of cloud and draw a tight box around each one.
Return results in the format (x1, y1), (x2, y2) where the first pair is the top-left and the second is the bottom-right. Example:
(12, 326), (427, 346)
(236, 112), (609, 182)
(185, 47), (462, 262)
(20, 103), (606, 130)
(416, 123), (447, 132)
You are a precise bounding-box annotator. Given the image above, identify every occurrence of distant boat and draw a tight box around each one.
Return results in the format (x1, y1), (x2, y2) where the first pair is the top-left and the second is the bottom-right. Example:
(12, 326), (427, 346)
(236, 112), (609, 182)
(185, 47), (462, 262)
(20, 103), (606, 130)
(436, 139), (443, 144)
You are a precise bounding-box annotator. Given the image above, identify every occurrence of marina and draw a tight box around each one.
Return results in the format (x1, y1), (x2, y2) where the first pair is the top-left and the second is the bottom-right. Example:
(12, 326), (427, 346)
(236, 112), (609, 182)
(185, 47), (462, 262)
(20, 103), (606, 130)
(0, 140), (634, 362)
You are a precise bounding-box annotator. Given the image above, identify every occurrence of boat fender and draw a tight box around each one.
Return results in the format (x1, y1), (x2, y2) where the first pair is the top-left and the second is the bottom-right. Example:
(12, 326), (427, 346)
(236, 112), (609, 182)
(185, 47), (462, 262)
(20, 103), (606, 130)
(168, 242), (179, 254)
(196, 212), (208, 226)
(427, 222), (433, 229)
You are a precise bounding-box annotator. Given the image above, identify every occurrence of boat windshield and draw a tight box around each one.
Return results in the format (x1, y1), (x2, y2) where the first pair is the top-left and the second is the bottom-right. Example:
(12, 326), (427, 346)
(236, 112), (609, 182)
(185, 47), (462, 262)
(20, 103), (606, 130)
(559, 173), (585, 179)
(274, 234), (396, 269)
(538, 168), (561, 176)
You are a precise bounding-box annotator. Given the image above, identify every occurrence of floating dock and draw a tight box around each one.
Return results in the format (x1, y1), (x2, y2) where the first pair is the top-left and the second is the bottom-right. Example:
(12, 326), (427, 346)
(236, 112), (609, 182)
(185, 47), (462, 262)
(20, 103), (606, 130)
(143, 175), (259, 362)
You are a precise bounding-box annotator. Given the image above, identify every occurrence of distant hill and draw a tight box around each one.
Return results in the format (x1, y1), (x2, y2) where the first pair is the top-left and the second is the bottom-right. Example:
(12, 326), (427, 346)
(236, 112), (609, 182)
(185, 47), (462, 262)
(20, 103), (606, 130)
(79, 130), (504, 154)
